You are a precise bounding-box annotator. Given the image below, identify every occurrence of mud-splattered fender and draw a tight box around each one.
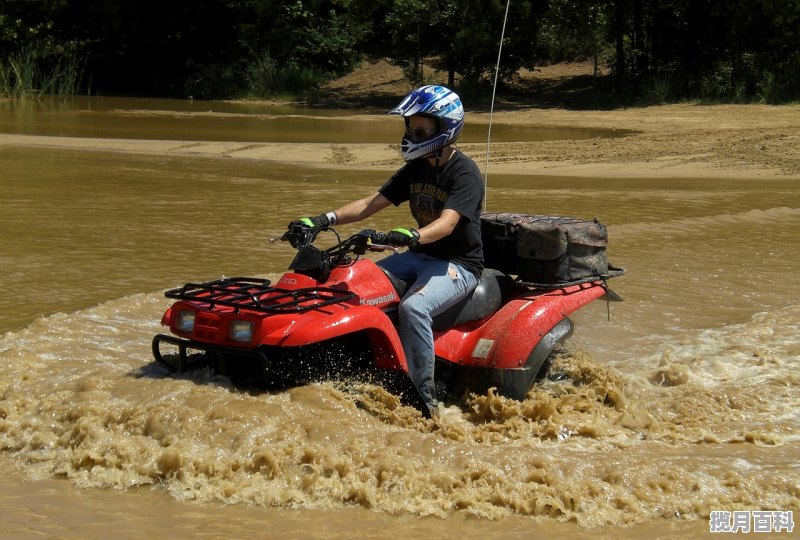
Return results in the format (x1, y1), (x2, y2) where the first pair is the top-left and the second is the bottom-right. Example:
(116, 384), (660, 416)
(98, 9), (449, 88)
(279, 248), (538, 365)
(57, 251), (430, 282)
(434, 283), (606, 369)
(271, 305), (408, 372)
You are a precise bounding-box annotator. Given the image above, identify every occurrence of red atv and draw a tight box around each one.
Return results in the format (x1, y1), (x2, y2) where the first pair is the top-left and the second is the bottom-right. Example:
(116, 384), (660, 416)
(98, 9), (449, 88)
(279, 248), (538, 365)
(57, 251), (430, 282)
(152, 218), (623, 410)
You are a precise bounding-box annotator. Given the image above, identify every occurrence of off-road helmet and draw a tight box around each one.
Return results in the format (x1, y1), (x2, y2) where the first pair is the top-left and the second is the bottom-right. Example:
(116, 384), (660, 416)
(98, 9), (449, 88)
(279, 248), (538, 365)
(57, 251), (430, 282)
(389, 85), (465, 161)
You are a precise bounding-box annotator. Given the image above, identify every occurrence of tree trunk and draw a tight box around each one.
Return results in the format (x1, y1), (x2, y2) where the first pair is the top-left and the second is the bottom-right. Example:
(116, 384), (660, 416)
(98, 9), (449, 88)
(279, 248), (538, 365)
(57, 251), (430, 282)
(614, 0), (627, 92)
(633, 0), (644, 78)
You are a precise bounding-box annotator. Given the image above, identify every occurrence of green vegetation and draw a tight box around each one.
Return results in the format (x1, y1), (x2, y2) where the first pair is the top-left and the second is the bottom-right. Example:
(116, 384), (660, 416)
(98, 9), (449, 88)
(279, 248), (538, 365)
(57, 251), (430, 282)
(0, 42), (85, 99)
(1, 0), (798, 104)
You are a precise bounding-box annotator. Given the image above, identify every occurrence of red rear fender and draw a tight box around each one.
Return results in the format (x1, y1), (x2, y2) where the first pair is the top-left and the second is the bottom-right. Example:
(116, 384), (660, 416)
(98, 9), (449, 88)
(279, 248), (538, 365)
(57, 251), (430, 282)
(436, 283), (606, 369)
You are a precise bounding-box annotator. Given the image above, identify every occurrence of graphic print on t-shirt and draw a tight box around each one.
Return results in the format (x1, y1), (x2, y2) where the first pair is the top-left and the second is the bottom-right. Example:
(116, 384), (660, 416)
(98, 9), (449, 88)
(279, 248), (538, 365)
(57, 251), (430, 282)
(410, 182), (448, 226)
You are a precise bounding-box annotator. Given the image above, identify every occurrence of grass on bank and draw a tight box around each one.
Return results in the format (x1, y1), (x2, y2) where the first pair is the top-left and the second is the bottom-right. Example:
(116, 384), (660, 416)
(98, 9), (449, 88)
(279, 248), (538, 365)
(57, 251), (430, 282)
(0, 43), (86, 99)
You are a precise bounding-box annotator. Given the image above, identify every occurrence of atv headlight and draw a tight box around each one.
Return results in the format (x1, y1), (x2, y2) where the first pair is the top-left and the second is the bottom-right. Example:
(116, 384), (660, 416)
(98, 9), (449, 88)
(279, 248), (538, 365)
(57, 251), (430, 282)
(230, 320), (253, 342)
(177, 310), (196, 332)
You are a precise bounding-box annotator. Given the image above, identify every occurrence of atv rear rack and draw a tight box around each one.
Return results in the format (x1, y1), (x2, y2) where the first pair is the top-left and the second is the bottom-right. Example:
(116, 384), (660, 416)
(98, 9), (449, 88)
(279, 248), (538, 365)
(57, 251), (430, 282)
(164, 276), (356, 314)
(513, 266), (626, 290)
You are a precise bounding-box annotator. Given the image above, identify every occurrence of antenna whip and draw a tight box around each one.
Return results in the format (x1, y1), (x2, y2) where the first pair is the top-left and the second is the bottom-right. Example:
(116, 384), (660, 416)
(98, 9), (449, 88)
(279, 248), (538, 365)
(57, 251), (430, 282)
(484, 0), (511, 211)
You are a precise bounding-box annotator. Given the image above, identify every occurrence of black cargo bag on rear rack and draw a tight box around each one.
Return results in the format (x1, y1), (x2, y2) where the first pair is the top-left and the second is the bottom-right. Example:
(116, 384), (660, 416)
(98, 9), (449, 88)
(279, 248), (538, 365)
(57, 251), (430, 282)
(481, 213), (610, 285)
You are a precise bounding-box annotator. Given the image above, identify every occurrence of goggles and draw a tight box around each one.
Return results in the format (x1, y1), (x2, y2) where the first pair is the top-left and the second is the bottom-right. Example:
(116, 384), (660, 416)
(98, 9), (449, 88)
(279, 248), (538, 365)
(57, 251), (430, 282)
(405, 126), (438, 141)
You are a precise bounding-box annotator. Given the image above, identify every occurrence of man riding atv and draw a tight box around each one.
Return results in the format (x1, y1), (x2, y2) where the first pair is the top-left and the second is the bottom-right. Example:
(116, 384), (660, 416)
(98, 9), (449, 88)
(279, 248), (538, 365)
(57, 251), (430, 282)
(291, 85), (484, 417)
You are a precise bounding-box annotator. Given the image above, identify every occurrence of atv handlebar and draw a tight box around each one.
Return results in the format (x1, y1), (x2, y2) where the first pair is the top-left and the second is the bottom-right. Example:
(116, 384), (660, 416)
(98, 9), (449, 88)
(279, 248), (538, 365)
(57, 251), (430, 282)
(278, 224), (395, 251)
(279, 221), (320, 248)
(273, 225), (396, 277)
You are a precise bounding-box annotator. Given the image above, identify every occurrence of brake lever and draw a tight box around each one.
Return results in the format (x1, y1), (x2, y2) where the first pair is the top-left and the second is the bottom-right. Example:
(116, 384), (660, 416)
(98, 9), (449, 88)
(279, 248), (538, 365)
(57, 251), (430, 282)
(269, 225), (320, 247)
(269, 230), (294, 243)
(369, 243), (399, 253)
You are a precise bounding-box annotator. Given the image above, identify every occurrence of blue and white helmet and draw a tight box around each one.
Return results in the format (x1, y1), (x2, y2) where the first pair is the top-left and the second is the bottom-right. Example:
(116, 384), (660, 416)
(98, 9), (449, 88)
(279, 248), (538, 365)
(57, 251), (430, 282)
(389, 85), (465, 161)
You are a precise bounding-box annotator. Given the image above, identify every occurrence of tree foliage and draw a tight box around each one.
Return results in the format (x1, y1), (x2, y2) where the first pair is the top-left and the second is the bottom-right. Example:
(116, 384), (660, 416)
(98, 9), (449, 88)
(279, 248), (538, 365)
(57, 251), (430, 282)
(1, 0), (797, 102)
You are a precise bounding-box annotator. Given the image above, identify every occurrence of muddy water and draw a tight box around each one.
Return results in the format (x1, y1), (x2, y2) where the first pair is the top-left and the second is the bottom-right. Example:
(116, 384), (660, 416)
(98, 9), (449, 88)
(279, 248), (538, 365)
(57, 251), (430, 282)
(0, 97), (630, 143)
(1, 100), (799, 538)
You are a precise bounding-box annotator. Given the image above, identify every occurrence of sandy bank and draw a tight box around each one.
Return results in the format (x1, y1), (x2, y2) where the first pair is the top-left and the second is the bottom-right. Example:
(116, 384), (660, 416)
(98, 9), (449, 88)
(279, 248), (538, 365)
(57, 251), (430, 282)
(2, 103), (799, 179)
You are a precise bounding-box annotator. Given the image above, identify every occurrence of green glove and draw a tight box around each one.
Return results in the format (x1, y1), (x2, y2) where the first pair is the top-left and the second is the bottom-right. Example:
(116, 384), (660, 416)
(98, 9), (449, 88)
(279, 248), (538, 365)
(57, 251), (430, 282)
(383, 227), (420, 247)
(291, 213), (331, 230)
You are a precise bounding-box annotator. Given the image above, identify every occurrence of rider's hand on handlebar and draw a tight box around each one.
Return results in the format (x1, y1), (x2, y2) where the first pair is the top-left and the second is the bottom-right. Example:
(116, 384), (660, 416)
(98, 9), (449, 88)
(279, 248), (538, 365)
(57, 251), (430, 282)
(285, 213), (334, 248)
(380, 227), (420, 248)
(290, 213), (331, 231)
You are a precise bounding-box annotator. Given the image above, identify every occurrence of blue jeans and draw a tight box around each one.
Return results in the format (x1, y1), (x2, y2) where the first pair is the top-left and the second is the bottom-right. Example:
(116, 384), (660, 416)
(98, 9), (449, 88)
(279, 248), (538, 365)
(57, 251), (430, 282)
(377, 251), (479, 414)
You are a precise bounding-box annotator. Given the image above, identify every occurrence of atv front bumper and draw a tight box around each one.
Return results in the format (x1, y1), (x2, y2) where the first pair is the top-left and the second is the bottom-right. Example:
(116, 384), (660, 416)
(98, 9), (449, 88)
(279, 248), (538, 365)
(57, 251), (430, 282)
(152, 333), (270, 381)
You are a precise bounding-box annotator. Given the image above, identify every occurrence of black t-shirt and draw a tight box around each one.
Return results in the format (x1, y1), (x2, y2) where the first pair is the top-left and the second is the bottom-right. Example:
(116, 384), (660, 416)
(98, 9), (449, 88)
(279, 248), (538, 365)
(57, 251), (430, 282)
(379, 151), (485, 276)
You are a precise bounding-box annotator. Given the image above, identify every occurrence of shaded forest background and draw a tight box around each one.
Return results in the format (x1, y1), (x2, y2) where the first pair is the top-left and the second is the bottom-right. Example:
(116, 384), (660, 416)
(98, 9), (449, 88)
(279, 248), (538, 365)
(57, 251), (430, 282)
(1, 0), (798, 105)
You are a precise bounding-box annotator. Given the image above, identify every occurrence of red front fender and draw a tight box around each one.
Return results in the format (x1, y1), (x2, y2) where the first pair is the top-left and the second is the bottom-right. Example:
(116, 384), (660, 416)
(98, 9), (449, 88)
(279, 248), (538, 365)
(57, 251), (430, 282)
(267, 305), (408, 372)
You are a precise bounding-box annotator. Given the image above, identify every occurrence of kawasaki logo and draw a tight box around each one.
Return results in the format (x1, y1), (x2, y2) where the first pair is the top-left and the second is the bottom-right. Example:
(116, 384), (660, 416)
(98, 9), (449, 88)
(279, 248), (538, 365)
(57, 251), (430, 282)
(361, 292), (397, 306)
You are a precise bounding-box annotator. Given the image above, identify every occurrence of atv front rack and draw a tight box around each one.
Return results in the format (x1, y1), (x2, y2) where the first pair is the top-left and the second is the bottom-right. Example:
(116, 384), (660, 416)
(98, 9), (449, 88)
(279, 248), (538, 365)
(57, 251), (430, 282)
(164, 276), (356, 314)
